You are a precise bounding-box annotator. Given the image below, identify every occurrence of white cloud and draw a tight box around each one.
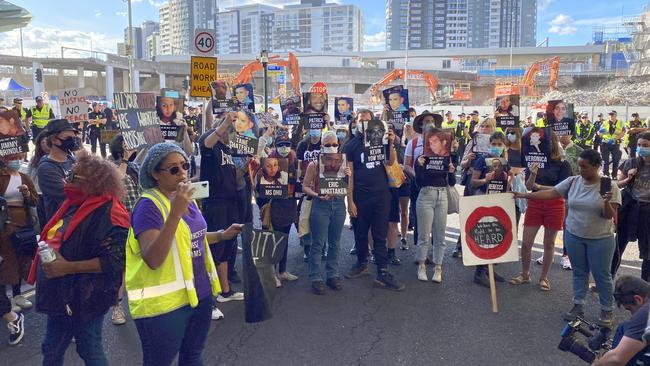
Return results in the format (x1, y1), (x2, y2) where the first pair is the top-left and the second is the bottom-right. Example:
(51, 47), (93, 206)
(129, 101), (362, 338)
(116, 11), (128, 17)
(548, 25), (578, 35)
(148, 0), (166, 7)
(549, 14), (572, 26)
(364, 31), (386, 51)
(2, 25), (120, 58)
(94, 11), (102, 17)
(538, 0), (555, 10)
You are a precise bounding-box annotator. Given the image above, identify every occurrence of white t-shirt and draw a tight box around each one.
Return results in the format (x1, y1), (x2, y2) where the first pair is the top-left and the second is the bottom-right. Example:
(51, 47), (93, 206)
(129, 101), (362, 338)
(4, 174), (23, 204)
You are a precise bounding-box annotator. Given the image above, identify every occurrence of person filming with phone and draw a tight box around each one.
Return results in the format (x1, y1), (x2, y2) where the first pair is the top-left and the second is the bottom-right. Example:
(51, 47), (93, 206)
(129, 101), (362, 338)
(514, 149), (621, 327)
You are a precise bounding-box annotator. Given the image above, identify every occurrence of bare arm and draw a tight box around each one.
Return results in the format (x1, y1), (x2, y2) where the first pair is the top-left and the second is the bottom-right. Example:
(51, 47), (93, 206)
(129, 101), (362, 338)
(301, 162), (319, 198)
(515, 188), (562, 200)
(346, 160), (357, 218)
(403, 154), (415, 178)
(593, 336), (645, 366)
(203, 112), (234, 149)
(206, 224), (244, 244)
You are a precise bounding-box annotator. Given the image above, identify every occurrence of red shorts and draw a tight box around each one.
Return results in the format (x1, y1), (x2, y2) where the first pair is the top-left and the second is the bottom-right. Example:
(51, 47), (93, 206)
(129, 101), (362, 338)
(523, 197), (565, 231)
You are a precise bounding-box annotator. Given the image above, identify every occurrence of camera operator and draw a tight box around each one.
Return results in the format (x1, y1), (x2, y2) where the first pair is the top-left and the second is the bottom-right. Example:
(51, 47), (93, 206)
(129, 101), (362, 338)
(594, 275), (650, 366)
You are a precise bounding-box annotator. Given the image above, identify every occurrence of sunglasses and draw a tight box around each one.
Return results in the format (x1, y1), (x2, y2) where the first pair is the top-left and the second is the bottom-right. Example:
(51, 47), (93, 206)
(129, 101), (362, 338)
(158, 162), (190, 175)
(323, 143), (339, 148)
(581, 116), (588, 119)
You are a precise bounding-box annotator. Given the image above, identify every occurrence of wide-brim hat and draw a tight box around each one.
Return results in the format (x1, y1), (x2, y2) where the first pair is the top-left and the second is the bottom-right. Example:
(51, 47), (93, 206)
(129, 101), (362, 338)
(413, 112), (443, 134)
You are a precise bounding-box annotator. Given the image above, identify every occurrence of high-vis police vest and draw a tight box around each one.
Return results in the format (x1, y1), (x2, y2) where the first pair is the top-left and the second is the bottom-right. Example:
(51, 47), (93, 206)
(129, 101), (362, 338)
(625, 120), (647, 147)
(574, 122), (594, 146)
(30, 104), (51, 128)
(600, 120), (625, 144)
(15, 107), (26, 121)
(125, 189), (221, 319)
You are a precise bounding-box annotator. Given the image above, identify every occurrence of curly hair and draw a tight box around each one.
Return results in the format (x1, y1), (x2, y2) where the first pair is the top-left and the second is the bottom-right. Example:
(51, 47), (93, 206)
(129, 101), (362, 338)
(72, 151), (125, 198)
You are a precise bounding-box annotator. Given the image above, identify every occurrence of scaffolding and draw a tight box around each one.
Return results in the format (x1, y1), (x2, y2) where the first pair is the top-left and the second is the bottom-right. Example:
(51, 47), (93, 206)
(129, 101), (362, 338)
(624, 10), (650, 76)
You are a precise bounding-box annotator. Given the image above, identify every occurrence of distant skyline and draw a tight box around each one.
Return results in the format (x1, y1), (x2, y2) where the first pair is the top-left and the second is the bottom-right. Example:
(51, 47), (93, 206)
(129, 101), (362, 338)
(2, 0), (649, 58)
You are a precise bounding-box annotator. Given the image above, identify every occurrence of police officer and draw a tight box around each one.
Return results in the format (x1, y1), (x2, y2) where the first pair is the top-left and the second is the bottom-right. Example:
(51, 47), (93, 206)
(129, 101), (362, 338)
(573, 111), (595, 150)
(11, 98), (31, 129)
(456, 113), (469, 160)
(30, 96), (54, 142)
(442, 111), (460, 165)
(625, 112), (648, 158)
(468, 110), (480, 139)
(593, 112), (605, 151)
(87, 102), (108, 158)
(599, 110), (626, 177)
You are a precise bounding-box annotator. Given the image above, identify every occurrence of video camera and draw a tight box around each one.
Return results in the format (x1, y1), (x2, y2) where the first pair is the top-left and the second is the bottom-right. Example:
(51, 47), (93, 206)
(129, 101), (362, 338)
(558, 316), (612, 363)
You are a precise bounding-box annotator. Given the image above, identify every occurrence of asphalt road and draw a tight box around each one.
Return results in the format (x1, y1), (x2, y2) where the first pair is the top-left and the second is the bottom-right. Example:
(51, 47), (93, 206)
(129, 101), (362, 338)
(1, 203), (644, 366)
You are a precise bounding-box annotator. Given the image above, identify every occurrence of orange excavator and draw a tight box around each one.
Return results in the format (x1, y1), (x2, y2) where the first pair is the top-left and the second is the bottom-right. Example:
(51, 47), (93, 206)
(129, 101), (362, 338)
(521, 56), (560, 96)
(233, 52), (302, 97)
(369, 69), (440, 104)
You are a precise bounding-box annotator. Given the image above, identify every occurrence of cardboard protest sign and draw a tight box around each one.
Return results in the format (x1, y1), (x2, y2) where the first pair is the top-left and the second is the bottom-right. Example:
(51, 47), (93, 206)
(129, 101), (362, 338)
(364, 119), (386, 165)
(473, 133), (492, 156)
(303, 92), (327, 130)
(99, 130), (120, 145)
(256, 113), (279, 129)
(495, 94), (520, 128)
(484, 157), (509, 194)
(114, 92), (163, 149)
(257, 157), (289, 198)
(522, 127), (552, 169)
(334, 97), (353, 125)
(383, 86), (410, 132)
(546, 100), (575, 137)
(229, 110), (258, 156)
(242, 225), (288, 323)
(210, 80), (235, 115)
(190, 56), (217, 98)
(423, 129), (452, 171)
(460, 193), (518, 266)
(58, 88), (87, 123)
(280, 95), (301, 126)
(0, 110), (28, 157)
(233, 83), (255, 113)
(160, 125), (181, 140)
(318, 153), (347, 196)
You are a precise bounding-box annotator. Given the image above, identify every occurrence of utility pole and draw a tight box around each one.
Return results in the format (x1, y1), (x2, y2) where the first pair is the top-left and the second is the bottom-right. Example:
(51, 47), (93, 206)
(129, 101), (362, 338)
(127, 0), (135, 92)
(404, 0), (411, 90)
(261, 50), (269, 112)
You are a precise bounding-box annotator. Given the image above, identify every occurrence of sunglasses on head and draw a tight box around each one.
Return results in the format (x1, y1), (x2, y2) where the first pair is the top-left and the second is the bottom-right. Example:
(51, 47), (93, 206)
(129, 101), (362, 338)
(158, 162), (190, 175)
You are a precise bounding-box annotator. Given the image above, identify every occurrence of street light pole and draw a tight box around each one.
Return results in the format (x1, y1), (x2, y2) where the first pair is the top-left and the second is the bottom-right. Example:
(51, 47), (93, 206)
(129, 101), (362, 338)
(127, 0), (135, 92)
(261, 49), (269, 112)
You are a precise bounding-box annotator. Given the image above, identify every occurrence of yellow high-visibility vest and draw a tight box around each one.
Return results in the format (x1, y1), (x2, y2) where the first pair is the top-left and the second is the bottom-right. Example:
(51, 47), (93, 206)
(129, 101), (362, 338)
(30, 104), (51, 128)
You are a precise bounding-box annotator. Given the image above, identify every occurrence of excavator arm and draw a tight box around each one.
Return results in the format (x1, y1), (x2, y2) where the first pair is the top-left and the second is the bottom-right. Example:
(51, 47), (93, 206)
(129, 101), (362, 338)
(369, 69), (439, 104)
(521, 56), (561, 95)
(233, 52), (302, 97)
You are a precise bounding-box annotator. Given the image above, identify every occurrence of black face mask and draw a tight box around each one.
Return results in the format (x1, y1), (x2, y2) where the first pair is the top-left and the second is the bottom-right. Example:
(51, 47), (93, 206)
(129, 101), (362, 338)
(58, 136), (81, 153)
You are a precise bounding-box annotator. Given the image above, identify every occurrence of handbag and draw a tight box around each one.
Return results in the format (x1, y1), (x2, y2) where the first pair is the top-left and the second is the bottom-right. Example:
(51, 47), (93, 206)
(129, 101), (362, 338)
(298, 197), (313, 237)
(260, 200), (273, 229)
(446, 185), (460, 214)
(11, 202), (38, 257)
(385, 159), (406, 188)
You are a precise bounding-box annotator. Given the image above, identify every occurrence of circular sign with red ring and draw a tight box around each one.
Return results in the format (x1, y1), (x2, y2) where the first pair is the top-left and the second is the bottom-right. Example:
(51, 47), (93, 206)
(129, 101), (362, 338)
(465, 206), (513, 260)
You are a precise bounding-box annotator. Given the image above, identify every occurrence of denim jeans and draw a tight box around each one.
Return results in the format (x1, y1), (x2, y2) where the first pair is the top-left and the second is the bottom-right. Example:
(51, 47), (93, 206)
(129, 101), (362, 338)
(42, 314), (108, 366)
(415, 186), (448, 265)
(309, 197), (346, 282)
(134, 298), (214, 366)
(564, 230), (615, 310)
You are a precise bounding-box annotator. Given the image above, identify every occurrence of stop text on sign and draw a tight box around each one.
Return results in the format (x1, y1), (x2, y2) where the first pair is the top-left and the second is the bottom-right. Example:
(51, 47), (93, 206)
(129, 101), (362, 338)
(190, 56), (218, 98)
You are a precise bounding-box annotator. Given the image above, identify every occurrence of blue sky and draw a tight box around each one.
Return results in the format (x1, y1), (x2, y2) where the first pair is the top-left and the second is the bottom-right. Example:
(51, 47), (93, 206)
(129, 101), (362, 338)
(4, 0), (649, 57)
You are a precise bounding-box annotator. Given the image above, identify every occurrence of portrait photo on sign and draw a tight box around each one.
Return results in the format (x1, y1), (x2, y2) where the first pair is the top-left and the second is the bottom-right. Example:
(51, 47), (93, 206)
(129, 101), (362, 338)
(280, 95), (302, 125)
(473, 133), (492, 155)
(259, 157), (289, 185)
(211, 80), (235, 115)
(522, 127), (552, 169)
(423, 129), (452, 157)
(334, 97), (353, 124)
(303, 92), (328, 114)
(545, 100), (575, 136)
(233, 110), (259, 138)
(318, 153), (348, 196)
(156, 95), (185, 125)
(0, 110), (26, 138)
(364, 119), (386, 147)
(495, 94), (520, 128)
(383, 86), (409, 114)
(233, 83), (255, 112)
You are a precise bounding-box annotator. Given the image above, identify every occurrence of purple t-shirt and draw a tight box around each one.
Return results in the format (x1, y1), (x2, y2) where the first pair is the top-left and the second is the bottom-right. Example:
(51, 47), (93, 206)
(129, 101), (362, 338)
(132, 198), (212, 300)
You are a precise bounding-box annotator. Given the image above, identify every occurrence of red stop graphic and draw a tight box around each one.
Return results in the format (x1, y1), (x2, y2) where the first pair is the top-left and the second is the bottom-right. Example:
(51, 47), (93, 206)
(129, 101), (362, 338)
(465, 206), (513, 260)
(310, 82), (327, 94)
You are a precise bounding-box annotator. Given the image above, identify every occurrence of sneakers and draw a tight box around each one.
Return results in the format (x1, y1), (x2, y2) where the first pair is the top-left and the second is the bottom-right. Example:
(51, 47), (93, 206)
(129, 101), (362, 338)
(303, 254), (309, 262)
(417, 264), (428, 281)
(216, 291), (245, 303)
(111, 304), (127, 325)
(400, 238), (409, 250)
(560, 255), (572, 270)
(349, 247), (357, 255)
(7, 313), (24, 345)
(344, 263), (369, 279)
(598, 310), (614, 327)
(13, 295), (32, 310)
(563, 304), (585, 321)
(211, 306), (225, 320)
(278, 271), (299, 281)
(311, 281), (326, 295)
(535, 255), (544, 265)
(275, 275), (282, 288)
(413, 256), (434, 265)
(432, 265), (442, 283)
(452, 247), (462, 258)
(374, 270), (406, 291)
(388, 251), (401, 266)
(326, 277), (342, 291)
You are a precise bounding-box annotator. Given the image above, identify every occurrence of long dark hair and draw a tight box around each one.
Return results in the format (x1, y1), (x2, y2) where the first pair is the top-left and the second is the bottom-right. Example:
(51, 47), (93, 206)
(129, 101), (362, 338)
(30, 128), (49, 169)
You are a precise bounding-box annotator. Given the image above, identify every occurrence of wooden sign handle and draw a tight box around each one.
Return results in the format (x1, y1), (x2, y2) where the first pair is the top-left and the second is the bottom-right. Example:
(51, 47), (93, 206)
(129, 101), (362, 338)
(488, 264), (498, 313)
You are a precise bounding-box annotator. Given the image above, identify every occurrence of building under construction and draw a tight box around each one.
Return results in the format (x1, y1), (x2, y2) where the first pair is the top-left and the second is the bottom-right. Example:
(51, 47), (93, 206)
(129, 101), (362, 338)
(624, 9), (650, 76)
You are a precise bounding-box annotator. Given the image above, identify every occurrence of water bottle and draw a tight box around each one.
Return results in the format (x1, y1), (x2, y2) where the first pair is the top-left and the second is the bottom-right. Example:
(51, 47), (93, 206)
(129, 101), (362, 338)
(38, 241), (56, 263)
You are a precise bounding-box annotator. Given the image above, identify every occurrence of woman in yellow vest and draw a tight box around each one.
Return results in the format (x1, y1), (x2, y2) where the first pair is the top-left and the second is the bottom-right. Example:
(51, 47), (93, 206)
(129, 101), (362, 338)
(126, 142), (242, 366)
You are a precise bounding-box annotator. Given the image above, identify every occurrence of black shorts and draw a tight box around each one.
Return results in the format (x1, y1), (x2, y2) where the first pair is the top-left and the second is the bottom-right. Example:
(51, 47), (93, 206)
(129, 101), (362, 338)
(398, 180), (411, 197)
(389, 188), (400, 223)
(203, 198), (240, 263)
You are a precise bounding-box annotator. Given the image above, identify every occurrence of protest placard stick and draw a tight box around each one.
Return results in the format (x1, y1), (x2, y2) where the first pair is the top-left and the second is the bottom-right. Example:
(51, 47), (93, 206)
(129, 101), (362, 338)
(488, 263), (498, 313)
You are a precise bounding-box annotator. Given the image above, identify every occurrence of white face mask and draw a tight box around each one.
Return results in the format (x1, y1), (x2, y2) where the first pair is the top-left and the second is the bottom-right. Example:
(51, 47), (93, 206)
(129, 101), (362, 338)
(357, 121), (366, 134)
(277, 146), (291, 157)
(322, 146), (338, 154)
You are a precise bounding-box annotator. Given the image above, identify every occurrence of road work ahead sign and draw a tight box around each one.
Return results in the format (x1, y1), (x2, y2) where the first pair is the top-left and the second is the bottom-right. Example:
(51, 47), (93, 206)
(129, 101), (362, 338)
(190, 56), (217, 98)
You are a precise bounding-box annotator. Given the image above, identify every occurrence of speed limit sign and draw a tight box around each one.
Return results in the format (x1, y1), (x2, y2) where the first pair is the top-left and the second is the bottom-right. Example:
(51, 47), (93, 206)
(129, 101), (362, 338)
(193, 28), (216, 55)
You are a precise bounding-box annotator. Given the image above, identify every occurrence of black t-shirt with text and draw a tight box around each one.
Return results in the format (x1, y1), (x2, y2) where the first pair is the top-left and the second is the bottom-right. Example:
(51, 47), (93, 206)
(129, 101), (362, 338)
(344, 135), (389, 195)
(296, 138), (321, 181)
(199, 129), (238, 201)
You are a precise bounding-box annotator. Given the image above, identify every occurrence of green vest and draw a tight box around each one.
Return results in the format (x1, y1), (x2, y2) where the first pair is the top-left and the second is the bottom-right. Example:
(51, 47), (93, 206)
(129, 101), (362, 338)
(624, 119), (647, 146)
(30, 104), (51, 128)
(535, 118), (547, 128)
(14, 107), (26, 121)
(442, 119), (458, 131)
(574, 122), (594, 146)
(600, 120), (624, 143)
(125, 189), (221, 319)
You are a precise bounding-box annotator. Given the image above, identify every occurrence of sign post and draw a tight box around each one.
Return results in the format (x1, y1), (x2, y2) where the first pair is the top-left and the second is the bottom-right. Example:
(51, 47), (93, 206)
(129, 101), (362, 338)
(190, 56), (218, 98)
(192, 28), (216, 56)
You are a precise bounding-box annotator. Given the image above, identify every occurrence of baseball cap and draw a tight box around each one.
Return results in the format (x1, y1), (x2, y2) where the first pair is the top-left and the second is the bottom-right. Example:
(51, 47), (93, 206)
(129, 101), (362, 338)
(608, 110), (617, 115)
(597, 113), (603, 117)
(13, 98), (23, 103)
(45, 119), (79, 135)
(35, 96), (44, 102)
(458, 113), (466, 117)
(445, 110), (452, 115)
(470, 110), (479, 115)
(632, 112), (639, 117)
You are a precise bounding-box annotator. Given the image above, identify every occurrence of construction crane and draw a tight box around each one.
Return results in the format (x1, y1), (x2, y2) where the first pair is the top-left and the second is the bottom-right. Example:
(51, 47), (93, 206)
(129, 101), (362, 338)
(233, 52), (302, 97)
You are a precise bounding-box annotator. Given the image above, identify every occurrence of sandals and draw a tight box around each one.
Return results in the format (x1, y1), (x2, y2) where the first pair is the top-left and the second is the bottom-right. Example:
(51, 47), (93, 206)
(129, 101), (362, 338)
(539, 278), (551, 291)
(509, 273), (532, 285)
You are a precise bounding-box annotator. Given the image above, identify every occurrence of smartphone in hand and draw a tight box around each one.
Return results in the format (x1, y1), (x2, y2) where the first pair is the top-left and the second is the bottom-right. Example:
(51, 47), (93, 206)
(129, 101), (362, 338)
(190, 181), (210, 200)
(600, 176), (612, 197)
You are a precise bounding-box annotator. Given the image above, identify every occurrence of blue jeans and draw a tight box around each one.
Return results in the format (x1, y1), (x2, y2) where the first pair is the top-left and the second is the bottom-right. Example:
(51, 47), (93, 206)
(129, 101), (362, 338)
(42, 314), (108, 366)
(415, 186), (448, 265)
(564, 230), (615, 310)
(134, 298), (214, 366)
(309, 197), (346, 282)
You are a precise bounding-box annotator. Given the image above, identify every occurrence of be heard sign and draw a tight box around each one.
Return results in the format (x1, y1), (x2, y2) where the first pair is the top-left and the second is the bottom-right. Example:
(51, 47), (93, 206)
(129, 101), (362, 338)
(58, 88), (87, 123)
(190, 56), (217, 98)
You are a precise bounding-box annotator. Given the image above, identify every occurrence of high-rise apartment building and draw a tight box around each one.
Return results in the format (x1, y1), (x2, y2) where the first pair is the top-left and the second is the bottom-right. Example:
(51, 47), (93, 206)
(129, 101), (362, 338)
(159, 0), (217, 55)
(123, 21), (159, 60)
(386, 0), (536, 50)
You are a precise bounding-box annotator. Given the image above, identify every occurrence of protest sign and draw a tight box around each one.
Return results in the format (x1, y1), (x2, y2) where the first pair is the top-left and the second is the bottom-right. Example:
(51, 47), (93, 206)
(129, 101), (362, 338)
(334, 124), (348, 142)
(522, 127), (552, 169)
(58, 88), (87, 123)
(484, 157), (509, 194)
(242, 226), (288, 323)
(230, 110), (258, 156)
(422, 129), (452, 171)
(280, 95), (301, 126)
(210, 80), (235, 115)
(256, 113), (279, 128)
(114, 92), (163, 149)
(546, 100), (575, 136)
(99, 130), (120, 145)
(233, 83), (255, 113)
(383, 86), (410, 132)
(303, 92), (327, 130)
(495, 94), (520, 128)
(190, 56), (217, 98)
(0, 110), (28, 157)
(473, 133), (492, 156)
(257, 157), (289, 198)
(318, 153), (347, 196)
(334, 97), (353, 125)
(160, 125), (180, 140)
(364, 119), (386, 165)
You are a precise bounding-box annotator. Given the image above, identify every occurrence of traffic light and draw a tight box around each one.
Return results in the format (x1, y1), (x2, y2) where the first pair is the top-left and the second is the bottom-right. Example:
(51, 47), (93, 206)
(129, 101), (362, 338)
(35, 68), (43, 82)
(182, 78), (189, 90)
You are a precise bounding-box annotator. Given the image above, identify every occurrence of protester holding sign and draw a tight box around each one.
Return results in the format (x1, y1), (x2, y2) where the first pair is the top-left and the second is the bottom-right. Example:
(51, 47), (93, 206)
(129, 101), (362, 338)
(546, 100), (575, 137)
(515, 149), (621, 326)
(233, 83), (255, 113)
(156, 96), (194, 157)
(511, 128), (571, 291)
(0, 109), (29, 157)
(335, 97), (353, 125)
(230, 111), (259, 156)
(280, 95), (301, 126)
